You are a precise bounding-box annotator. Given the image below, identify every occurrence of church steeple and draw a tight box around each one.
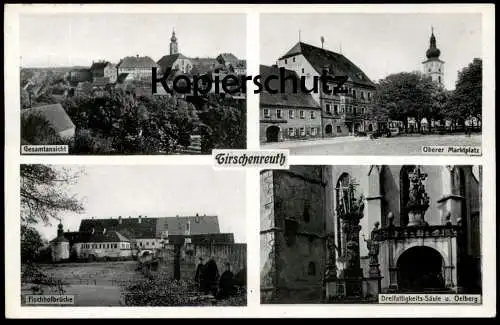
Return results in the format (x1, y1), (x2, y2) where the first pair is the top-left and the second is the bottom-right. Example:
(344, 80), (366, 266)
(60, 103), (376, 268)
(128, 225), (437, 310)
(422, 26), (445, 87)
(426, 26), (441, 60)
(170, 29), (178, 55)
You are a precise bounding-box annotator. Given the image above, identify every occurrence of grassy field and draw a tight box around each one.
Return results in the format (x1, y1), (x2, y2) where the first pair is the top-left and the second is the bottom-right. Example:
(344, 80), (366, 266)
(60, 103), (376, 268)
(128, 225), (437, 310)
(21, 261), (144, 306)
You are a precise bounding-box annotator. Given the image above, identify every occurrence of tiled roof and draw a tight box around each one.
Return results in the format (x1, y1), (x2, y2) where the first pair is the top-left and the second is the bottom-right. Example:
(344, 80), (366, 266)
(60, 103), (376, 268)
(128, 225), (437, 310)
(90, 61), (111, 71)
(279, 42), (375, 87)
(218, 53), (239, 63)
(157, 53), (188, 73)
(21, 104), (75, 134)
(77, 230), (130, 243)
(118, 56), (158, 69)
(259, 65), (320, 109)
(78, 215), (220, 239)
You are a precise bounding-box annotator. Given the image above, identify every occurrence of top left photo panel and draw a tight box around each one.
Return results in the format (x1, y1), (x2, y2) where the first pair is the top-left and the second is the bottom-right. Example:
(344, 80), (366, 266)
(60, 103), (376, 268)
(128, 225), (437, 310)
(19, 12), (247, 155)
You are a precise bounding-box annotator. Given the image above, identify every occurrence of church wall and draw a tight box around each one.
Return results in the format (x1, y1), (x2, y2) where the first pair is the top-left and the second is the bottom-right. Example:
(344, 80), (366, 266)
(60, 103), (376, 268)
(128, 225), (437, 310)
(267, 166), (327, 302)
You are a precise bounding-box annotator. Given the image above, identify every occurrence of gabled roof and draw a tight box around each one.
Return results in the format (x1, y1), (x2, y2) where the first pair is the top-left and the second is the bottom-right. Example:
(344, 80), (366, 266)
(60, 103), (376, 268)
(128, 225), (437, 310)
(21, 104), (75, 134)
(157, 53), (189, 73)
(259, 65), (320, 109)
(279, 42), (375, 87)
(118, 56), (158, 69)
(78, 215), (220, 240)
(217, 53), (239, 62)
(72, 230), (130, 243)
(90, 61), (112, 71)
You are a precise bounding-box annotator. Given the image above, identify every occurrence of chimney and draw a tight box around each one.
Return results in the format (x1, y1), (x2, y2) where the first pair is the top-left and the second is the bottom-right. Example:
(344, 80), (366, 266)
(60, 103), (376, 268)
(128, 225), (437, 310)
(138, 215), (142, 223)
(119, 216), (122, 224)
(136, 54), (139, 58)
(185, 221), (191, 236)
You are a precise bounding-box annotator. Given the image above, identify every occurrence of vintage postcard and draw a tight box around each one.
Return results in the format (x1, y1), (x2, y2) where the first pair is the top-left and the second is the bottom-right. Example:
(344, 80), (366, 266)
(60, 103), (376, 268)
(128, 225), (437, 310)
(4, 2), (496, 320)
(18, 12), (247, 155)
(259, 13), (483, 156)
(19, 164), (247, 306)
(261, 165), (483, 304)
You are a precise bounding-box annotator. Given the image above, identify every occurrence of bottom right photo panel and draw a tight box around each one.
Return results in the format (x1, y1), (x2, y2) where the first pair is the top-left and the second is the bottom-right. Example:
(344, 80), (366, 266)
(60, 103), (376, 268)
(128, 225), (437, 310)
(260, 165), (482, 304)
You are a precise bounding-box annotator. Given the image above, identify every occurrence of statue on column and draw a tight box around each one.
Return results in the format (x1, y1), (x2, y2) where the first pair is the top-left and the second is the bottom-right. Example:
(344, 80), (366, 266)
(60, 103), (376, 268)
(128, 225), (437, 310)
(364, 222), (381, 277)
(406, 166), (430, 226)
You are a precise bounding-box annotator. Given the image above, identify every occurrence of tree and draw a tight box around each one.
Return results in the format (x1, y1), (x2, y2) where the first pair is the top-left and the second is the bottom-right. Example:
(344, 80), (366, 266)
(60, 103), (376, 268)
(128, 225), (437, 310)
(20, 164), (85, 225)
(21, 113), (61, 145)
(371, 72), (436, 133)
(445, 58), (482, 126)
(21, 224), (44, 263)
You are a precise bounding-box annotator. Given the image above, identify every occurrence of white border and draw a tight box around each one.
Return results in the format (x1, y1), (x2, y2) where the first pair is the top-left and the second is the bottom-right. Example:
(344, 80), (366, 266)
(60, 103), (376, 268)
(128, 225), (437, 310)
(5, 3), (496, 318)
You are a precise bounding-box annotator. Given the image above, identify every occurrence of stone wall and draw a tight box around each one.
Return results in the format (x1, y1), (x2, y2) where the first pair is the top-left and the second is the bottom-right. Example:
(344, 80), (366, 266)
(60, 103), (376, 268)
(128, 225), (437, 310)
(155, 243), (246, 281)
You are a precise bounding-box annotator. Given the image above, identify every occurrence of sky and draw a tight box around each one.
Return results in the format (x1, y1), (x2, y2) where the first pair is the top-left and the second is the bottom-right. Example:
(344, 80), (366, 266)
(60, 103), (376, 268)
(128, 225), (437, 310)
(20, 13), (246, 67)
(261, 13), (482, 90)
(33, 165), (247, 243)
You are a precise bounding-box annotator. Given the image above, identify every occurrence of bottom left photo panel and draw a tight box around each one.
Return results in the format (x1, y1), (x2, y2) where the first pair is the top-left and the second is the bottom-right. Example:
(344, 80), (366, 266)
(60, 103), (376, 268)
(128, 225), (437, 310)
(20, 164), (247, 307)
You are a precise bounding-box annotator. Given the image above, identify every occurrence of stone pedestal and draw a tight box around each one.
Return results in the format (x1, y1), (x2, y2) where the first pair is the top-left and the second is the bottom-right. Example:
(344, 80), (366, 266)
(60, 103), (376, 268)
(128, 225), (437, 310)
(407, 204), (429, 226)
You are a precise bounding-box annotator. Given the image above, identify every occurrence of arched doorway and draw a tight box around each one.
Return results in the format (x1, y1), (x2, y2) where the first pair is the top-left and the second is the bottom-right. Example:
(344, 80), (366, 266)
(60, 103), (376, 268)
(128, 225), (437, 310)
(325, 124), (333, 135)
(266, 126), (280, 142)
(368, 124), (373, 132)
(355, 123), (361, 132)
(397, 246), (445, 292)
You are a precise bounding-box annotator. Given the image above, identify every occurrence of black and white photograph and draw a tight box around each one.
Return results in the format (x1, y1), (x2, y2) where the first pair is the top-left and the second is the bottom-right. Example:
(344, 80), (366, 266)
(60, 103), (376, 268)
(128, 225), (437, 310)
(260, 165), (482, 303)
(259, 13), (482, 155)
(20, 164), (247, 306)
(20, 13), (246, 155)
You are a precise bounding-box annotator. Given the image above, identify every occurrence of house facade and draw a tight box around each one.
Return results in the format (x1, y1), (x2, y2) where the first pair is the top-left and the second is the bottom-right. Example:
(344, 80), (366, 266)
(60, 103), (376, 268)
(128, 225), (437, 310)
(259, 65), (322, 143)
(50, 214), (232, 262)
(117, 55), (159, 81)
(276, 41), (377, 137)
(90, 61), (117, 83)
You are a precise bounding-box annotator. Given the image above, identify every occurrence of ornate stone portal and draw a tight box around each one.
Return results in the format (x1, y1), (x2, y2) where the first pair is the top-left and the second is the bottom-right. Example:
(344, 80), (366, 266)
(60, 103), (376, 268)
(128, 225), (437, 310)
(406, 166), (431, 226)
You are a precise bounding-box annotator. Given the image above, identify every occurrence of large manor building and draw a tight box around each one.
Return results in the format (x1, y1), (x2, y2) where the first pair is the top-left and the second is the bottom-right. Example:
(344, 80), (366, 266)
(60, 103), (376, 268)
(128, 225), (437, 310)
(50, 214), (234, 262)
(261, 165), (482, 303)
(260, 40), (377, 143)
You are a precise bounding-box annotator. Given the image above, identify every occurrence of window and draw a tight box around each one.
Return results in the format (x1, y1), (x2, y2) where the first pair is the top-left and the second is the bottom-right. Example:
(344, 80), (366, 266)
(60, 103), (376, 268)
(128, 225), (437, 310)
(301, 68), (304, 73)
(288, 128), (295, 136)
(300, 127), (305, 136)
(368, 92), (371, 100)
(438, 76), (441, 83)
(334, 105), (339, 115)
(311, 127), (317, 136)
(361, 91), (365, 100)
(289, 110), (294, 119)
(263, 109), (270, 118)
(293, 57), (296, 62)
(285, 59), (287, 64)
(310, 111), (315, 119)
(352, 90), (356, 98)
(114, 244), (117, 249)
(337, 126), (342, 133)
(326, 104), (332, 114)
(299, 110), (305, 119)
(308, 262), (316, 276)
(277, 109), (282, 119)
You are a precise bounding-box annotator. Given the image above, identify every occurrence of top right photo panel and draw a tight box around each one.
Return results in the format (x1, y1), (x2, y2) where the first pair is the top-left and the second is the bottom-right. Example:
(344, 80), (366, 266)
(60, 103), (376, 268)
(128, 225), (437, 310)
(259, 13), (482, 156)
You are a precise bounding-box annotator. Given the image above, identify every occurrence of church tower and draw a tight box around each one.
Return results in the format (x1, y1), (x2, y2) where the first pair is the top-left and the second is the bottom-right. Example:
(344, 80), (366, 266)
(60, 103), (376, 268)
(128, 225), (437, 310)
(422, 27), (445, 86)
(170, 29), (178, 55)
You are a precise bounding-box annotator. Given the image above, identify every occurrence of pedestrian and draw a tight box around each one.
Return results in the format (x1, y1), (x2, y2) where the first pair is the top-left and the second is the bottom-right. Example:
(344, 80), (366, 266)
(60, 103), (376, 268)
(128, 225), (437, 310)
(194, 256), (205, 291)
(217, 262), (235, 300)
(204, 256), (219, 296)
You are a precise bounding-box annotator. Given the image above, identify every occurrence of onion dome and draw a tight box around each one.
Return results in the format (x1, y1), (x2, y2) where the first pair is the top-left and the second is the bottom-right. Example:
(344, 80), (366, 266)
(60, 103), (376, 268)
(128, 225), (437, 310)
(426, 28), (441, 59)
